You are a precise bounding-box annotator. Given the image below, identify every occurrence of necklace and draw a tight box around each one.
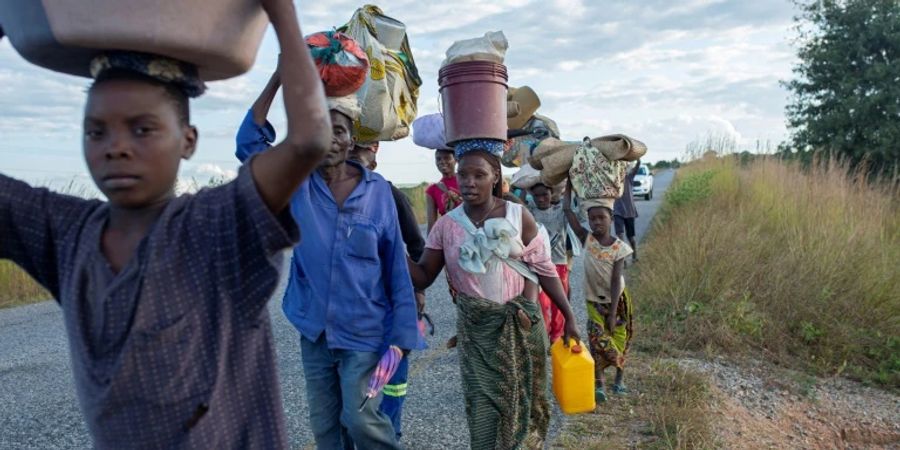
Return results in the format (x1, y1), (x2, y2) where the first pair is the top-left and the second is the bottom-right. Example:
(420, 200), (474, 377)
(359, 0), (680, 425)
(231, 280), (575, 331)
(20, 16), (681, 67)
(466, 197), (497, 227)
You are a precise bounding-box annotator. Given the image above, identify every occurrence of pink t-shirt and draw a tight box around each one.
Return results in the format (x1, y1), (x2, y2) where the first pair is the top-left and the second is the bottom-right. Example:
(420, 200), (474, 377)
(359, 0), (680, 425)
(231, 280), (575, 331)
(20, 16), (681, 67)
(426, 202), (558, 303)
(425, 176), (461, 216)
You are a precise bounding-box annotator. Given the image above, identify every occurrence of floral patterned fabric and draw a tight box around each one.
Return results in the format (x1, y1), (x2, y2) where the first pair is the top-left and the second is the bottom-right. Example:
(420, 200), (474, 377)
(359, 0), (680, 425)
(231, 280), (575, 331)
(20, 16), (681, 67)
(583, 235), (633, 305)
(586, 289), (632, 372)
(568, 140), (629, 201)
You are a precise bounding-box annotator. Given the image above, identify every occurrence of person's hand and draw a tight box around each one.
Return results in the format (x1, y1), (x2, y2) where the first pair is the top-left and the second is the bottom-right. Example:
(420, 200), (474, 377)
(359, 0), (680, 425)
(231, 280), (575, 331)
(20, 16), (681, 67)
(563, 319), (581, 347)
(415, 291), (426, 316)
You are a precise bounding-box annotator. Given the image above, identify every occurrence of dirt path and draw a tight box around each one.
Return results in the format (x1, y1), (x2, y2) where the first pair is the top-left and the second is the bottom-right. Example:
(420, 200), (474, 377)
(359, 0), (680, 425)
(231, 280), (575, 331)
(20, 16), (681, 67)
(551, 354), (900, 449)
(681, 358), (900, 449)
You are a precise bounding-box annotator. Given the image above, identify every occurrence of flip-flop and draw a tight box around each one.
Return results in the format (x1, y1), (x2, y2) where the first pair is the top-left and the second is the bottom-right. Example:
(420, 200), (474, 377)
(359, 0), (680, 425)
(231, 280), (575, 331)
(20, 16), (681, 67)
(595, 388), (608, 403)
(612, 383), (630, 395)
(419, 312), (435, 336)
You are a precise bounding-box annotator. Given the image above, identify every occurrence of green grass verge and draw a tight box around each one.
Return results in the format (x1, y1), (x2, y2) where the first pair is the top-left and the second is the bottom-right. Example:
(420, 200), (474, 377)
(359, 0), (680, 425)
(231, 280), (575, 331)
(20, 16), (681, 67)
(633, 156), (900, 387)
(0, 260), (49, 309)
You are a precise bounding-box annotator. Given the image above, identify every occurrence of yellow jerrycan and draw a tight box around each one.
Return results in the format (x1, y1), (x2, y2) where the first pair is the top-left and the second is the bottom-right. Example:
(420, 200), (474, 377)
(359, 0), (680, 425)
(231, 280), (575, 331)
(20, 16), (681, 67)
(551, 338), (596, 414)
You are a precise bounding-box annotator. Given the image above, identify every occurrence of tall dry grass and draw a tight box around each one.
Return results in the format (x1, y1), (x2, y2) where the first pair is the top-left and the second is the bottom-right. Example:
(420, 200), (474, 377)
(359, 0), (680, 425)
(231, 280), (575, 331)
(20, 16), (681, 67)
(398, 183), (428, 224)
(634, 156), (900, 387)
(0, 260), (49, 309)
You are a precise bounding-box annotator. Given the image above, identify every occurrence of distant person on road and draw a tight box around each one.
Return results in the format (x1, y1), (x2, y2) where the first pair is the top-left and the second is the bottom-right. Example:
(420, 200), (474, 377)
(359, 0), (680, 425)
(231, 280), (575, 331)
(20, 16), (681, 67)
(425, 149), (462, 233)
(407, 140), (580, 449)
(348, 142), (428, 441)
(564, 180), (634, 404)
(0, 2), (331, 447)
(527, 183), (569, 343)
(236, 56), (418, 449)
(613, 160), (640, 263)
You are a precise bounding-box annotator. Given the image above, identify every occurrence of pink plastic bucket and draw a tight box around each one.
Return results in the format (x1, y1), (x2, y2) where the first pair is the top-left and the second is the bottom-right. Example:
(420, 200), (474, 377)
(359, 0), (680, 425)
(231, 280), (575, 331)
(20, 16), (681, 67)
(439, 61), (509, 145)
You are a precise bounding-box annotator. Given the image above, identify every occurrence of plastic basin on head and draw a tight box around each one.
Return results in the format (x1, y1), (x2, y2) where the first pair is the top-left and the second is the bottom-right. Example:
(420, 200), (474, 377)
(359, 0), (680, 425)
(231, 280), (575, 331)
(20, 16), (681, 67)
(439, 61), (509, 145)
(0, 0), (268, 81)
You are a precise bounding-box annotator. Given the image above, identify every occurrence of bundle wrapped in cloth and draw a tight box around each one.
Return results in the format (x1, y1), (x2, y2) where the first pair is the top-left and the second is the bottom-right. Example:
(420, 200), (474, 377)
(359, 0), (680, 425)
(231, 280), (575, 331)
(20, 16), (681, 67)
(0, 0), (268, 80)
(412, 113), (452, 150)
(501, 85), (560, 168)
(502, 113), (560, 168)
(340, 5), (421, 142)
(530, 135), (641, 203)
(306, 31), (369, 97)
(529, 137), (577, 186)
(510, 163), (542, 190)
(442, 31), (508, 66)
(569, 138), (630, 200)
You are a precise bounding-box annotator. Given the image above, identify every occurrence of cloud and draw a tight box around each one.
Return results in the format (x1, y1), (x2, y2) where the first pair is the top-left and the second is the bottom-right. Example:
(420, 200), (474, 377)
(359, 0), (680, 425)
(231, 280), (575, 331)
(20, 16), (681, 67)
(196, 75), (261, 112)
(0, 0), (800, 186)
(175, 162), (238, 194)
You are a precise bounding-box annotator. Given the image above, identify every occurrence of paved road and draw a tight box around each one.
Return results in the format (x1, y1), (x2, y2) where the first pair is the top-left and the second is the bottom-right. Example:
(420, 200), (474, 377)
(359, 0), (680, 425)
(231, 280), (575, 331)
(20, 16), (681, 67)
(0, 171), (674, 449)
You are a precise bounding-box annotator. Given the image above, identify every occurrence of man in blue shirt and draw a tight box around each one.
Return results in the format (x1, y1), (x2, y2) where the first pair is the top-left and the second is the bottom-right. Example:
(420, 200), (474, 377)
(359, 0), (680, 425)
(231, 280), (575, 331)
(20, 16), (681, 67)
(348, 142), (427, 441)
(236, 69), (418, 450)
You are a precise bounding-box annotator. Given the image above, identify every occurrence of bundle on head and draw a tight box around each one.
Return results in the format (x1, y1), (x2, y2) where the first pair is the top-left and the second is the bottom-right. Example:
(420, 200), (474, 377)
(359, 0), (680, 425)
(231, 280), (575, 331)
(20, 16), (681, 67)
(306, 31), (369, 97)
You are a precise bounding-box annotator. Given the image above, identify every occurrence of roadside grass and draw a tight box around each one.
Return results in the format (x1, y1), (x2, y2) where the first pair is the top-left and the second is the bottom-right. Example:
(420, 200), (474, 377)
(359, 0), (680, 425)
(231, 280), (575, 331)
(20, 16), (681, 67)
(554, 356), (716, 450)
(632, 156), (900, 388)
(557, 155), (897, 448)
(0, 260), (49, 309)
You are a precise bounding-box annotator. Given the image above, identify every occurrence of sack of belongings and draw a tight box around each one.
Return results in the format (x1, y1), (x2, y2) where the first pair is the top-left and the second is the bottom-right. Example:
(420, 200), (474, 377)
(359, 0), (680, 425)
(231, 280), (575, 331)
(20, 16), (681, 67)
(306, 31), (369, 97)
(340, 5), (422, 141)
(502, 113), (560, 168)
(412, 113), (452, 150)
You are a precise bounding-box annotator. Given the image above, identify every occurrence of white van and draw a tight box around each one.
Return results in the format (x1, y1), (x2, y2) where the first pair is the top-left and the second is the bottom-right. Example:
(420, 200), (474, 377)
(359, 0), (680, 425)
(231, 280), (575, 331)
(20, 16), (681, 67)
(632, 164), (654, 200)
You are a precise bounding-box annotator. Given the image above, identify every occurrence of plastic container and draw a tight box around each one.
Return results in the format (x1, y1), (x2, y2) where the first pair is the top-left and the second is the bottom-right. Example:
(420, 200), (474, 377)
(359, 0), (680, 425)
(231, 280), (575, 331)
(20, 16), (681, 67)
(551, 338), (596, 414)
(439, 61), (508, 145)
(0, 0), (268, 81)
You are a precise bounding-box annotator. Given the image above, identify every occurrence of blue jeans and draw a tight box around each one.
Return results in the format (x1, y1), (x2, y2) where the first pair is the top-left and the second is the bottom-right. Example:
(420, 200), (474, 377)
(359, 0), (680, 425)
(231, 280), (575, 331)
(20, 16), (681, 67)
(379, 357), (409, 439)
(300, 335), (401, 450)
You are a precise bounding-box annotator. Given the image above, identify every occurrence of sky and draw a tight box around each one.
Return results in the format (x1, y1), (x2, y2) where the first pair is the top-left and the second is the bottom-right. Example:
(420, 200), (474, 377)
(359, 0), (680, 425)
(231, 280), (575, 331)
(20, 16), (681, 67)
(0, 0), (799, 195)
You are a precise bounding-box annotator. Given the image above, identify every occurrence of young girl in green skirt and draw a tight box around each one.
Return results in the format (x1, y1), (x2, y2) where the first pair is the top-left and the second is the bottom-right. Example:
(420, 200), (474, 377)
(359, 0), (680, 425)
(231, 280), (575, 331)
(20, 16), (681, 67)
(563, 181), (634, 402)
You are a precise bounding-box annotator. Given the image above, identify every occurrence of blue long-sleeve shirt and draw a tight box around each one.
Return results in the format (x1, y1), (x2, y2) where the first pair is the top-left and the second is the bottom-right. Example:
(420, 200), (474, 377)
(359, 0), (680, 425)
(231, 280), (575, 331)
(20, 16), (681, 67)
(236, 110), (419, 352)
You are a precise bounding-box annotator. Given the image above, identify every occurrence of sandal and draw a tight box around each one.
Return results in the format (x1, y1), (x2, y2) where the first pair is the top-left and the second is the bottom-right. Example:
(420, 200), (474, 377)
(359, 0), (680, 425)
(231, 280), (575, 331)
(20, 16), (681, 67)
(612, 383), (630, 395)
(595, 388), (608, 403)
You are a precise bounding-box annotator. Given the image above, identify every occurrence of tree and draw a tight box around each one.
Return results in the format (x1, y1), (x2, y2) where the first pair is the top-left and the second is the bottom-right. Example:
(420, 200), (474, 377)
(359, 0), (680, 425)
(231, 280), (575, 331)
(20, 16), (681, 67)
(784, 0), (900, 175)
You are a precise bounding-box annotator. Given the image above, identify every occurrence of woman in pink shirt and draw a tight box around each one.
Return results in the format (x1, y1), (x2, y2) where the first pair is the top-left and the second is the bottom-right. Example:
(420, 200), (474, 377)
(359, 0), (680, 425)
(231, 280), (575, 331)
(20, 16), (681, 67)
(425, 149), (462, 233)
(408, 140), (580, 450)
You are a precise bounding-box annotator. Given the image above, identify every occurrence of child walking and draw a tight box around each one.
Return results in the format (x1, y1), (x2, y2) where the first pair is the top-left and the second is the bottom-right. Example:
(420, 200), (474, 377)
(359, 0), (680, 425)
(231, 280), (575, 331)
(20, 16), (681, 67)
(563, 181), (634, 403)
(0, 0), (331, 447)
(527, 183), (569, 342)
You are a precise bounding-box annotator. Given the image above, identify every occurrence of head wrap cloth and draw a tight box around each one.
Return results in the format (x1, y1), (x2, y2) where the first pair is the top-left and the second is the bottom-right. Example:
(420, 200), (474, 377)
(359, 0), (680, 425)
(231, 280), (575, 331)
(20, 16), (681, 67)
(327, 95), (362, 122)
(454, 139), (505, 160)
(582, 198), (615, 212)
(90, 51), (207, 98)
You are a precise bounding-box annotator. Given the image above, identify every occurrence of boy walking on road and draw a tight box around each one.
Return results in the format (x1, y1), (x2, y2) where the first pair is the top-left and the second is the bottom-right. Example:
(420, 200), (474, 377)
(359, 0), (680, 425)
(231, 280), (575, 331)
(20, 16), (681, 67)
(0, 0), (331, 447)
